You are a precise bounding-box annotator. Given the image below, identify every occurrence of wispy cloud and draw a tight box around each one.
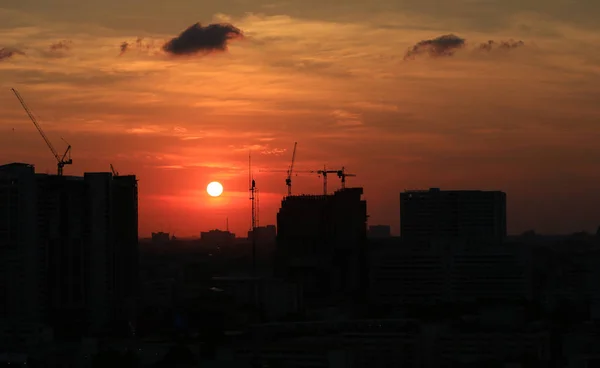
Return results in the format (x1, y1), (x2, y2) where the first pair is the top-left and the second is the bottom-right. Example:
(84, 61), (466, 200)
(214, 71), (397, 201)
(49, 40), (72, 51)
(477, 39), (525, 52)
(331, 109), (362, 126)
(0, 47), (25, 61)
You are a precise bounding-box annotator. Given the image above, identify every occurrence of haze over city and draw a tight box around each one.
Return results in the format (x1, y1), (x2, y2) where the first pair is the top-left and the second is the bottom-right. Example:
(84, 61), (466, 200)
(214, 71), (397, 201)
(1, 0), (599, 237)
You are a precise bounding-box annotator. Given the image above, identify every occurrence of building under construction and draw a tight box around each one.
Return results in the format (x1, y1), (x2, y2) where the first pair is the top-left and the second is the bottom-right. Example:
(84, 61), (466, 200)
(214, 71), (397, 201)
(274, 187), (368, 304)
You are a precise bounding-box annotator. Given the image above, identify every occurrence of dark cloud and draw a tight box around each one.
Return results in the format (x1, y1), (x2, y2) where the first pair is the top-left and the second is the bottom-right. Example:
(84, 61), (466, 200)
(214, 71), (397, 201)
(477, 39), (525, 52)
(404, 35), (526, 61)
(404, 34), (466, 60)
(49, 40), (72, 51)
(119, 41), (129, 56)
(0, 47), (25, 61)
(162, 23), (243, 56)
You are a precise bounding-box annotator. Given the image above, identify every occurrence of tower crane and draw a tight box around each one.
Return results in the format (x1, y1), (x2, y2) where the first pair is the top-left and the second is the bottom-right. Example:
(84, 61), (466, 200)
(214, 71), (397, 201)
(285, 142), (297, 196)
(304, 166), (357, 194)
(259, 142), (303, 196)
(11, 88), (72, 176)
(336, 166), (356, 189)
(312, 166), (338, 195)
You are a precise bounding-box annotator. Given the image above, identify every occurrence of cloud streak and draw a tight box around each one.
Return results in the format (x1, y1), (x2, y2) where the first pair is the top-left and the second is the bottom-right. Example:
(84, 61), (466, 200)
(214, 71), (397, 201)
(0, 47), (25, 61)
(477, 39), (525, 52)
(404, 34), (528, 60)
(118, 37), (157, 56)
(49, 40), (72, 51)
(162, 23), (243, 56)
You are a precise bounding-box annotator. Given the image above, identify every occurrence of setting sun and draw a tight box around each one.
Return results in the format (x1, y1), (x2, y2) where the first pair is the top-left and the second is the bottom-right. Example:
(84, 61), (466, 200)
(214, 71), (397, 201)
(207, 181), (224, 197)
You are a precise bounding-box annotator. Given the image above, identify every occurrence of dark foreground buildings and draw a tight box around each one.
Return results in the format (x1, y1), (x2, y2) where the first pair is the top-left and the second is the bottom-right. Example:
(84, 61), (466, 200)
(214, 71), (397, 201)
(275, 187), (368, 304)
(400, 187), (507, 243)
(0, 163), (138, 344)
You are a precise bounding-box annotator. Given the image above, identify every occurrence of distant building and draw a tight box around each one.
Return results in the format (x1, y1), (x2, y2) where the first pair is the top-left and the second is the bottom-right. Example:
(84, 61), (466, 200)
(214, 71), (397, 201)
(0, 163), (139, 342)
(248, 225), (277, 245)
(151, 232), (170, 244)
(201, 229), (235, 249)
(232, 318), (551, 367)
(369, 241), (532, 306)
(275, 188), (368, 302)
(368, 225), (391, 239)
(400, 188), (507, 243)
(211, 276), (302, 321)
(248, 225), (277, 259)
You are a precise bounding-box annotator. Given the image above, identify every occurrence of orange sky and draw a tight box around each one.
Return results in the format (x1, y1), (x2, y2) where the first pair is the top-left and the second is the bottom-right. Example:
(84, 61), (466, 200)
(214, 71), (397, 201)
(1, 1), (599, 237)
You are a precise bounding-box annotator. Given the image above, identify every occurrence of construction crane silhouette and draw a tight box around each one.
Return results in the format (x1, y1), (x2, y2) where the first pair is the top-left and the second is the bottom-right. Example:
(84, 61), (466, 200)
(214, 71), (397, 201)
(261, 165), (356, 195)
(110, 164), (119, 176)
(285, 142), (297, 195)
(259, 142), (301, 196)
(11, 88), (72, 176)
(308, 166), (357, 194)
(336, 166), (356, 189)
(312, 166), (339, 195)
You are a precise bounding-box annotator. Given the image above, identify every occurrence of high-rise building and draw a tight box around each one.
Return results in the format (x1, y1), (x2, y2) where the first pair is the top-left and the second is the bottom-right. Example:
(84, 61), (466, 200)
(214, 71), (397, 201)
(0, 163), (43, 326)
(400, 188), (507, 243)
(275, 188), (367, 302)
(0, 163), (138, 341)
(110, 174), (139, 330)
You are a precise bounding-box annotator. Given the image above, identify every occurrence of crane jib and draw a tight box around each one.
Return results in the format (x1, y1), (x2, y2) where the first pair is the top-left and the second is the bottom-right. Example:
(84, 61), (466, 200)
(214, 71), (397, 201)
(11, 88), (73, 176)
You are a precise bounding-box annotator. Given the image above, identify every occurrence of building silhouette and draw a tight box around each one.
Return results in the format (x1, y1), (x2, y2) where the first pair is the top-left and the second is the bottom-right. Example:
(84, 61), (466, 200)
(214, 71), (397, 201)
(0, 163), (138, 343)
(151, 232), (170, 245)
(368, 225), (391, 239)
(200, 229), (235, 245)
(248, 225), (276, 245)
(400, 188), (507, 243)
(275, 188), (367, 303)
(369, 242), (533, 306)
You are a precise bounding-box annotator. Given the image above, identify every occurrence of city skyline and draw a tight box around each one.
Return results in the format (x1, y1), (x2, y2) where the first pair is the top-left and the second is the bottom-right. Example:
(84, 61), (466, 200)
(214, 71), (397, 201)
(1, 0), (599, 237)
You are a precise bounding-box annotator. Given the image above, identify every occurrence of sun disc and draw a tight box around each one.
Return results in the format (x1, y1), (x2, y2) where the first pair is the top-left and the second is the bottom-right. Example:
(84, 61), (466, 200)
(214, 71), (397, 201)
(207, 181), (223, 197)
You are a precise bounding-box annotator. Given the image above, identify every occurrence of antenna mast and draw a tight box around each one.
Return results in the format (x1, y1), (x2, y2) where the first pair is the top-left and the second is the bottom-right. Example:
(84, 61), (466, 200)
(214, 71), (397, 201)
(256, 189), (260, 228)
(249, 151), (256, 275)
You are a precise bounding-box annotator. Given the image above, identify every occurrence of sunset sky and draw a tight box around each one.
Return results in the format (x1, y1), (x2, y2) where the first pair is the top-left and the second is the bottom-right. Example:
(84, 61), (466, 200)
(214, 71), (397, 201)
(1, 0), (599, 237)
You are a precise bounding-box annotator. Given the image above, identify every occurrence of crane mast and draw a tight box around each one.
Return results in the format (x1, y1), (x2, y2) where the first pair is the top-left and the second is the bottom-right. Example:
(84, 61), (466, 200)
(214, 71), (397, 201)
(313, 166), (338, 195)
(311, 166), (357, 194)
(11, 88), (72, 176)
(336, 166), (356, 189)
(286, 142), (297, 196)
